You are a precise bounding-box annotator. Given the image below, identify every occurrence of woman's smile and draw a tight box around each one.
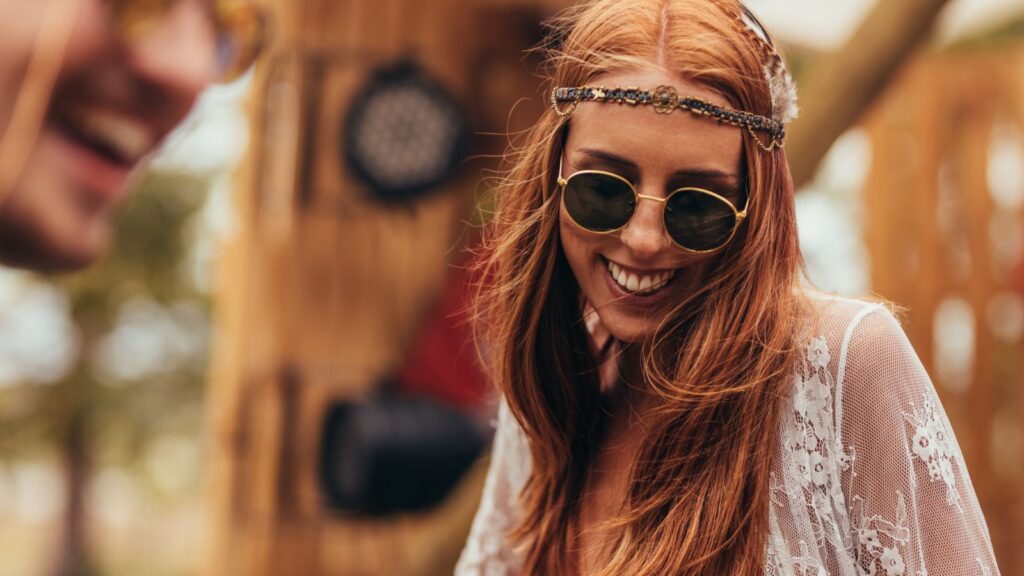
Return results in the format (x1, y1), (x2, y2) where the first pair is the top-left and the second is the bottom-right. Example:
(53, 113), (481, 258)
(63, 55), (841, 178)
(604, 257), (676, 295)
(599, 256), (681, 307)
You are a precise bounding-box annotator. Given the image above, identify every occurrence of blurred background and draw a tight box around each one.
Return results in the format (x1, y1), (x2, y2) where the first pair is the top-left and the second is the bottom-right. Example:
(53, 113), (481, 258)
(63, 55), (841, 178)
(1, 0), (1023, 574)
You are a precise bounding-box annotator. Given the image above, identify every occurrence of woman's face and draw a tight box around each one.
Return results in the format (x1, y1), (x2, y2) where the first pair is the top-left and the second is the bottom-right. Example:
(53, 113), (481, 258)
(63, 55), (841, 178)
(559, 68), (745, 343)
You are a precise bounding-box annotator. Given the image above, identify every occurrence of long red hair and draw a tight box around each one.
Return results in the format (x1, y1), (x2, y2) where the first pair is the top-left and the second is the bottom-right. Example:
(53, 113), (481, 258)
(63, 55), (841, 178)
(472, 0), (809, 573)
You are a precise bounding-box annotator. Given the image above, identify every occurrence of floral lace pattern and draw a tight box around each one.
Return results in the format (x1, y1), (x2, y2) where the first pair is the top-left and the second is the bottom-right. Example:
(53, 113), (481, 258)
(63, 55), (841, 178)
(457, 299), (1000, 576)
(905, 397), (962, 510)
(764, 303), (997, 575)
(457, 505), (515, 576)
(771, 333), (923, 576)
(455, 404), (529, 576)
(789, 337), (849, 492)
(772, 335), (855, 564)
(850, 493), (910, 576)
(781, 335), (916, 576)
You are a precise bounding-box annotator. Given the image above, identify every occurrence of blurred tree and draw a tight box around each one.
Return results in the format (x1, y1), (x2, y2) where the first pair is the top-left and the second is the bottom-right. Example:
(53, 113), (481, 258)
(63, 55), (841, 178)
(787, 0), (955, 188)
(0, 170), (211, 576)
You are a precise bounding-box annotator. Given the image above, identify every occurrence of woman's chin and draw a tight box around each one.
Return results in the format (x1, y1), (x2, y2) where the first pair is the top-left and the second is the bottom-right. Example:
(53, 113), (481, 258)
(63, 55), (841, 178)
(595, 311), (658, 344)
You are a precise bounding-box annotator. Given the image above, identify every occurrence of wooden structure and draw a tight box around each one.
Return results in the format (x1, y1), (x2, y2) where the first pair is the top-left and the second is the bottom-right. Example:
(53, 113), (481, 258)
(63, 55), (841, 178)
(203, 1), (558, 575)
(863, 42), (1024, 573)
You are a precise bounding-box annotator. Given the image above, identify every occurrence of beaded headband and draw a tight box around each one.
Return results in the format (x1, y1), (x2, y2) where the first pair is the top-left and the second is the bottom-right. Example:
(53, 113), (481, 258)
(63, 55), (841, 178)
(548, 2), (797, 153)
(550, 85), (786, 151)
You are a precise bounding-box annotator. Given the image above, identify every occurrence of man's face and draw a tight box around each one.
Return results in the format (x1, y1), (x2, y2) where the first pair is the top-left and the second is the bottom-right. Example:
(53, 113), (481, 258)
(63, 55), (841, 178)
(0, 0), (219, 271)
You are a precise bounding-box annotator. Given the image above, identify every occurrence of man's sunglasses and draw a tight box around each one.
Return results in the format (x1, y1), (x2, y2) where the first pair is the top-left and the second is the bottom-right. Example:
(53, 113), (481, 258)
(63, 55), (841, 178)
(109, 0), (267, 82)
(557, 157), (748, 254)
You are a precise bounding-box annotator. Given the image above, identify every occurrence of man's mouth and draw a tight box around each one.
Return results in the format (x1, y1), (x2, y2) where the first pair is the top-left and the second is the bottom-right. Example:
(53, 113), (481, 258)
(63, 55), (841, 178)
(41, 98), (159, 204)
(54, 104), (155, 168)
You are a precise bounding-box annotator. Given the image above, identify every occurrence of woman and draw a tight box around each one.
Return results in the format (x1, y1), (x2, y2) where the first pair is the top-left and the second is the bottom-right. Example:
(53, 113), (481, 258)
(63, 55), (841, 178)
(457, 1), (999, 574)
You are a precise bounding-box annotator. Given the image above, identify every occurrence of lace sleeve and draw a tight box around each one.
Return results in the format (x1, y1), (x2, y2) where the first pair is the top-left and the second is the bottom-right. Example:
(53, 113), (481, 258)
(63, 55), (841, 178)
(455, 400), (530, 575)
(839, 307), (999, 576)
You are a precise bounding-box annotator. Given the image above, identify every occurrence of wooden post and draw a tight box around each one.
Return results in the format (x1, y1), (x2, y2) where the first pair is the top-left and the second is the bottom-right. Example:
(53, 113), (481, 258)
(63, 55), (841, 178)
(204, 1), (569, 574)
(204, 0), (478, 574)
(862, 45), (1024, 574)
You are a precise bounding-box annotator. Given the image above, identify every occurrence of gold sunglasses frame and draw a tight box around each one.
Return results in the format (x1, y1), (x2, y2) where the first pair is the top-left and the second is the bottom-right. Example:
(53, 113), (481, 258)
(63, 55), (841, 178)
(556, 157), (748, 254)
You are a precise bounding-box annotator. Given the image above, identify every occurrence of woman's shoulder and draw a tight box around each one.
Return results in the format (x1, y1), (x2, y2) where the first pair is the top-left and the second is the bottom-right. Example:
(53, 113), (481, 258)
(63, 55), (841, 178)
(797, 288), (896, 349)
(795, 288), (927, 410)
(794, 289), (921, 387)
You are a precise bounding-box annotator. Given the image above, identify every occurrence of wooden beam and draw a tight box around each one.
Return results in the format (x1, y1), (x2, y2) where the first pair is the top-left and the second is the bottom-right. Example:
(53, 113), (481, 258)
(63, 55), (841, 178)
(786, 0), (955, 188)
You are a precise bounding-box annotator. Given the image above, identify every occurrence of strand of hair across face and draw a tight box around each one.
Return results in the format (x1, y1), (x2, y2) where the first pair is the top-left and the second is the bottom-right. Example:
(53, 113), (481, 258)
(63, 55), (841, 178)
(0, 0), (80, 209)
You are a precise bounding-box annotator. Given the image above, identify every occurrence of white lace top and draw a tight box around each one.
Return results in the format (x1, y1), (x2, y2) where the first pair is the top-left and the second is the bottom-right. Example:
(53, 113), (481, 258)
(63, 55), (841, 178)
(455, 296), (1000, 575)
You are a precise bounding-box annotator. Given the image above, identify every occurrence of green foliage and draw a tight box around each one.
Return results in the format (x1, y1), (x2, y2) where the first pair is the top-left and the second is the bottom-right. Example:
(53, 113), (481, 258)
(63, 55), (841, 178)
(62, 170), (208, 307)
(0, 167), (212, 479)
(67, 168), (211, 468)
(0, 166), (215, 575)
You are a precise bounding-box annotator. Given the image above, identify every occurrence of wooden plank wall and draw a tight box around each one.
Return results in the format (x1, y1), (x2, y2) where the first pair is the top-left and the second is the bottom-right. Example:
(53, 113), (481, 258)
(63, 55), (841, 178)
(202, 1), (560, 575)
(863, 43), (1024, 574)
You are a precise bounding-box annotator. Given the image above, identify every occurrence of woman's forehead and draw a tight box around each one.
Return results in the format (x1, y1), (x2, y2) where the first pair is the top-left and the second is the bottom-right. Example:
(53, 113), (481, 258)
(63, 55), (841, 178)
(565, 69), (743, 179)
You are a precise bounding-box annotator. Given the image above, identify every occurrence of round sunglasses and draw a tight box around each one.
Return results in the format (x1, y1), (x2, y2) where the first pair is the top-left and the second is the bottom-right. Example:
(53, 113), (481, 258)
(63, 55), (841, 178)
(109, 0), (268, 82)
(557, 158), (747, 253)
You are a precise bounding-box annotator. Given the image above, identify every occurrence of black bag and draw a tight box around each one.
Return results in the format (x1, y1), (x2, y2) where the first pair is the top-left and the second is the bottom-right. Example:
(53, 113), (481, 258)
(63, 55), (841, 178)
(319, 390), (487, 515)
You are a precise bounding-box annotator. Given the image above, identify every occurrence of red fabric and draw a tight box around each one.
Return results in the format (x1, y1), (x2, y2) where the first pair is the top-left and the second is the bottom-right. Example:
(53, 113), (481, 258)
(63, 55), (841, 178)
(395, 264), (490, 411)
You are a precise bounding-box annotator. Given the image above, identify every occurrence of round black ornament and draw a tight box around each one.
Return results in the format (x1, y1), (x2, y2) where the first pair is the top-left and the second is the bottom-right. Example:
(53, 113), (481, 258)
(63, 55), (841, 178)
(342, 60), (469, 203)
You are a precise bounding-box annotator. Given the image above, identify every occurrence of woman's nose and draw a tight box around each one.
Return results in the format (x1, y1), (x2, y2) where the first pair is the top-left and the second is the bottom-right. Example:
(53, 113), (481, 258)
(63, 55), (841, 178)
(619, 193), (673, 259)
(124, 1), (218, 114)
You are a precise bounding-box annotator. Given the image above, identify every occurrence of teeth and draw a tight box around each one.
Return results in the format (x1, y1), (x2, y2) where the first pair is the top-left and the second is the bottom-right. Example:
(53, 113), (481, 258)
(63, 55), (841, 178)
(612, 263), (625, 285)
(605, 260), (676, 295)
(63, 106), (154, 164)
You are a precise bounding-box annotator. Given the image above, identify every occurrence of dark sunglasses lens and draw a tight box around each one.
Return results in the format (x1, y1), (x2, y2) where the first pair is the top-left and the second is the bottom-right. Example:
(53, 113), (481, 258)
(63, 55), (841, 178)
(563, 173), (636, 232)
(664, 190), (738, 251)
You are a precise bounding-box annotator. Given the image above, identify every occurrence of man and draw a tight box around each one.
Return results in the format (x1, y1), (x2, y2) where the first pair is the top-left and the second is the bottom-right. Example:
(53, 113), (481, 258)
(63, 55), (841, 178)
(0, 0), (263, 272)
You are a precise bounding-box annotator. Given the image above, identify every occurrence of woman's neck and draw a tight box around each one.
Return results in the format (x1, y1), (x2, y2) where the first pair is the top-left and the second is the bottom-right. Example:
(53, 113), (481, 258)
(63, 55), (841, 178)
(599, 342), (660, 420)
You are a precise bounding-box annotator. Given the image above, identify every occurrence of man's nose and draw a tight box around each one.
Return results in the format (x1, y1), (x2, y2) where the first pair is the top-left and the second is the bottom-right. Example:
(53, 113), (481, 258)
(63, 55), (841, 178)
(619, 192), (673, 259)
(124, 1), (218, 116)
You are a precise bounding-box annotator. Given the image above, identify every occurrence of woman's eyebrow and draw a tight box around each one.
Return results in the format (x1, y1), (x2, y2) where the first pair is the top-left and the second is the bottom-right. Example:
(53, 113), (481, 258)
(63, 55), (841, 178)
(673, 167), (738, 182)
(577, 147), (738, 182)
(577, 148), (638, 171)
